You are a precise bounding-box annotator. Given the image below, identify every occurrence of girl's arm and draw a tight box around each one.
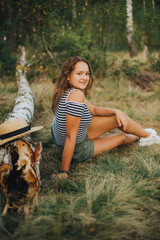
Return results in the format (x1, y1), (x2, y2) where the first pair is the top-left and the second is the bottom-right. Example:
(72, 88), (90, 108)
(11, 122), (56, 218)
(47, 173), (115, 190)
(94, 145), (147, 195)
(59, 114), (81, 177)
(86, 100), (116, 116)
(86, 100), (128, 131)
(58, 90), (85, 179)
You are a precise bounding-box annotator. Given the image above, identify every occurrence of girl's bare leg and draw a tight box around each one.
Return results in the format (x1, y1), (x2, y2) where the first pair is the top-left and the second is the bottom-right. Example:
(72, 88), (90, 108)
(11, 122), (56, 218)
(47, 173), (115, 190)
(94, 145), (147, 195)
(87, 115), (150, 140)
(92, 133), (139, 157)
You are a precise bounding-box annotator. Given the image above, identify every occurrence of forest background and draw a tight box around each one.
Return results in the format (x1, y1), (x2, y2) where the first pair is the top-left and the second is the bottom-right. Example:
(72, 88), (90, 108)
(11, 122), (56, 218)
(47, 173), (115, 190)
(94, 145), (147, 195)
(0, 0), (160, 240)
(1, 0), (160, 80)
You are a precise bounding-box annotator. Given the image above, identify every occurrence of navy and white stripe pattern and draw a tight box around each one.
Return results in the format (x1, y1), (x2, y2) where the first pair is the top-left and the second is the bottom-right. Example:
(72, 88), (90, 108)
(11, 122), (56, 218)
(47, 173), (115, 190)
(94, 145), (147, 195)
(52, 89), (92, 146)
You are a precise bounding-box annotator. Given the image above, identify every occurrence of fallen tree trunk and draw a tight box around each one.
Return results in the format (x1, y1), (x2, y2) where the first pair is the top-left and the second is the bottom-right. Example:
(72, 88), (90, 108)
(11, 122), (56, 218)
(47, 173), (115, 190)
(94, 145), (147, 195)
(0, 46), (35, 162)
(0, 46), (42, 216)
(6, 46), (35, 123)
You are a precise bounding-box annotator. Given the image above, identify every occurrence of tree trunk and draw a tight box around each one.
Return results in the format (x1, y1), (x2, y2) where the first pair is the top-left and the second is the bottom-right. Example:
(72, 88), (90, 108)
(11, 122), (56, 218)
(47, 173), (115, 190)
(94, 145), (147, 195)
(126, 0), (137, 57)
(152, 0), (155, 8)
(72, 0), (77, 20)
(143, 0), (146, 12)
(0, 46), (42, 216)
(6, 46), (35, 124)
(0, 46), (35, 162)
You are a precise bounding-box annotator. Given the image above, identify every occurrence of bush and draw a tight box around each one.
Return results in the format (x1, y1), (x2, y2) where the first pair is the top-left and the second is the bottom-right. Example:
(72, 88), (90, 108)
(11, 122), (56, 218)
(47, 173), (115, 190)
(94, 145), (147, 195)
(120, 59), (142, 79)
(52, 31), (107, 76)
(149, 54), (160, 72)
(135, 72), (160, 90)
(119, 59), (160, 90)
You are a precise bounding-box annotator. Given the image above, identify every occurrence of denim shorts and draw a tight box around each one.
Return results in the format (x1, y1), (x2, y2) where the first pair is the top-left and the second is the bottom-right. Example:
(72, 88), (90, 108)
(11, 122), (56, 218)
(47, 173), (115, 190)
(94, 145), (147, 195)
(52, 131), (94, 162)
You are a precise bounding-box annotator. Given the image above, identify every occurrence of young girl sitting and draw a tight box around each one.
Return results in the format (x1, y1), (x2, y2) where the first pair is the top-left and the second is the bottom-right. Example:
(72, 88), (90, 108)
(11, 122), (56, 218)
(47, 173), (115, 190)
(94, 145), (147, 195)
(51, 56), (160, 178)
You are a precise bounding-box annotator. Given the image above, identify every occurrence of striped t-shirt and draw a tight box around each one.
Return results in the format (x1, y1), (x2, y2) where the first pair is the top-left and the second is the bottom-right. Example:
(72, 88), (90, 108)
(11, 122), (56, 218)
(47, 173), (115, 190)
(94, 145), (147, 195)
(52, 89), (92, 146)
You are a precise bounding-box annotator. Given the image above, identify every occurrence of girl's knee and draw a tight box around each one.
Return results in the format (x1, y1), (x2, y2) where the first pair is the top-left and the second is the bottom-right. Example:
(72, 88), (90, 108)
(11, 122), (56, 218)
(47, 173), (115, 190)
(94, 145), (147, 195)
(119, 115), (130, 132)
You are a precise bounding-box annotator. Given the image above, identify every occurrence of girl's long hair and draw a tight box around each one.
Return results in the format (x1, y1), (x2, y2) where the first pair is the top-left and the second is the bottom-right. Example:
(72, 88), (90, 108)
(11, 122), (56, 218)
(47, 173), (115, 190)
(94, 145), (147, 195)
(52, 56), (94, 113)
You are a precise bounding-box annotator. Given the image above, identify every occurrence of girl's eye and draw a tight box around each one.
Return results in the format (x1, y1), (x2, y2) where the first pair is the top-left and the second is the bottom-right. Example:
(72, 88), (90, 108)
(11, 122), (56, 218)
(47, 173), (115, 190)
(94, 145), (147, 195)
(77, 72), (89, 75)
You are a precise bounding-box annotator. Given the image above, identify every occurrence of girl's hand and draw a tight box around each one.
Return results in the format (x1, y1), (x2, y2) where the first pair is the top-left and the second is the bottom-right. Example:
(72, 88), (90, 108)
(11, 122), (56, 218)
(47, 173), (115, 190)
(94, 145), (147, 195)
(58, 172), (68, 179)
(114, 109), (128, 131)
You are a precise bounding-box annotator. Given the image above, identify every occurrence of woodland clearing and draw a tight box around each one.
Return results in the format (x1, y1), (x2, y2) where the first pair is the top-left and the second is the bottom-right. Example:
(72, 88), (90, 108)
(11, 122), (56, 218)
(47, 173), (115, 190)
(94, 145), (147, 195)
(0, 51), (160, 240)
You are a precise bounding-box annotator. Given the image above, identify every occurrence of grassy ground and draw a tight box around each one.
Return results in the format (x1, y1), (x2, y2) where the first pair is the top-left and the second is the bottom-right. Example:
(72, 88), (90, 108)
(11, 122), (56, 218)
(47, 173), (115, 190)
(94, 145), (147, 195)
(0, 54), (160, 240)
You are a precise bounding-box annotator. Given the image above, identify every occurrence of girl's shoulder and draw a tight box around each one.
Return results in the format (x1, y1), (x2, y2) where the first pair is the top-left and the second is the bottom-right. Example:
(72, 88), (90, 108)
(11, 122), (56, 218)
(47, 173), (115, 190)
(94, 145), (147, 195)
(66, 89), (85, 104)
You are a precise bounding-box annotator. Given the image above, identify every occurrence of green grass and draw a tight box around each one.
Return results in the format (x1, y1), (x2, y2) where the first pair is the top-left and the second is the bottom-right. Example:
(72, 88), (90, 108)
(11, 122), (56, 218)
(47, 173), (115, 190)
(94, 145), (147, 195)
(0, 54), (160, 240)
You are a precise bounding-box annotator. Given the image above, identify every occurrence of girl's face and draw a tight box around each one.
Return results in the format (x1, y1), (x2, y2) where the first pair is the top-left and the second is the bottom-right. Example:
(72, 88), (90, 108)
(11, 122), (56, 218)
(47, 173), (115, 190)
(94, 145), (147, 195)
(67, 61), (90, 90)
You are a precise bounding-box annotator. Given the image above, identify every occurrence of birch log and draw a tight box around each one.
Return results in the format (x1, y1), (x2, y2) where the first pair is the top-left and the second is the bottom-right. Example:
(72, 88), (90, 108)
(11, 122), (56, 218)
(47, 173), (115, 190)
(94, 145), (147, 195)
(6, 46), (35, 123)
(0, 46), (35, 163)
(0, 47), (42, 217)
(126, 0), (137, 57)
